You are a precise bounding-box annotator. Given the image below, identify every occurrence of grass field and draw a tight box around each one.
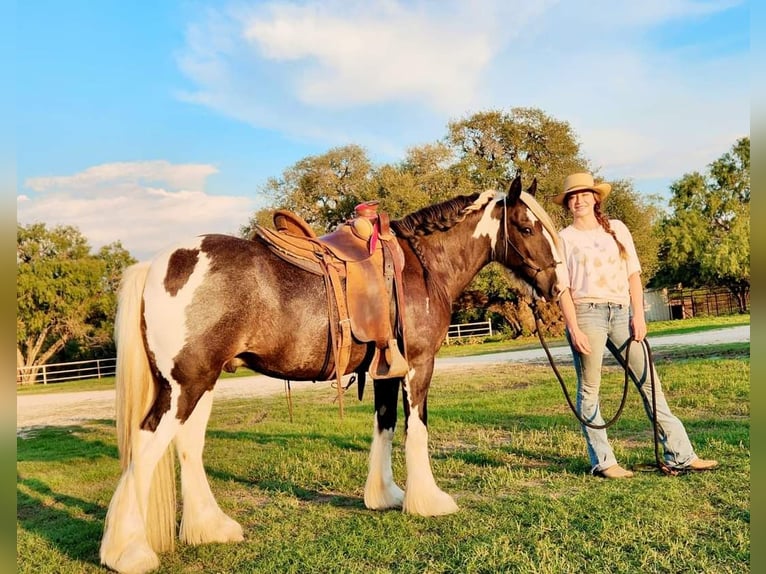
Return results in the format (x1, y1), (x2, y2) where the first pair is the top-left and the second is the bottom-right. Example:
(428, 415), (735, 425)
(17, 337), (749, 573)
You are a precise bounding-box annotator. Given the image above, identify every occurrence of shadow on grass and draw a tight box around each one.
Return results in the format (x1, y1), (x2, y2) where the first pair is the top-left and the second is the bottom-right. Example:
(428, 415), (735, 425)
(17, 476), (105, 568)
(443, 446), (590, 475)
(205, 464), (366, 509)
(17, 424), (118, 568)
(17, 422), (117, 463)
(205, 427), (368, 453)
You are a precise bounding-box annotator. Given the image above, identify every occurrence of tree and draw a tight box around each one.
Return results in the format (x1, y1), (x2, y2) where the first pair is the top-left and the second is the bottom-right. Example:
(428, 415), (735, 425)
(652, 137), (750, 312)
(16, 224), (136, 383)
(241, 142), (473, 237)
(369, 142), (476, 219)
(446, 107), (588, 211)
(271, 144), (373, 230)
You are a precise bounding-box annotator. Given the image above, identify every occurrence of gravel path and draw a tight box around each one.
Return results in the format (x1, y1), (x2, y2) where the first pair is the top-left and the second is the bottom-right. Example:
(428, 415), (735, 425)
(16, 325), (749, 434)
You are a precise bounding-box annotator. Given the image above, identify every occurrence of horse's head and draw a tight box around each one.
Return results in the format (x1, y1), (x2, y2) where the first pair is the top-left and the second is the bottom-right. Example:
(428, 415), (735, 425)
(494, 176), (565, 302)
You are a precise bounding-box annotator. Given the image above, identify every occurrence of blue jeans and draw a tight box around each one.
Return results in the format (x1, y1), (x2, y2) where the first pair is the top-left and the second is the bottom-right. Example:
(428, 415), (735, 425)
(566, 302), (697, 473)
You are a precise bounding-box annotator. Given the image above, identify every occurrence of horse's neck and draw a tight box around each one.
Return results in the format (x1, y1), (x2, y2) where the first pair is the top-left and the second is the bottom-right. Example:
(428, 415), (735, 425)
(412, 212), (493, 301)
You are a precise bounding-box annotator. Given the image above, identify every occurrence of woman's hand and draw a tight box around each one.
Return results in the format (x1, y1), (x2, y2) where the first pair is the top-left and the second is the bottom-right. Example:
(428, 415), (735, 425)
(631, 314), (647, 341)
(568, 326), (592, 355)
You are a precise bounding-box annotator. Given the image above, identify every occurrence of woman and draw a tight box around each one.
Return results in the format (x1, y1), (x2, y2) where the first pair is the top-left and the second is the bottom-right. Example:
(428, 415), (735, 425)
(554, 172), (718, 478)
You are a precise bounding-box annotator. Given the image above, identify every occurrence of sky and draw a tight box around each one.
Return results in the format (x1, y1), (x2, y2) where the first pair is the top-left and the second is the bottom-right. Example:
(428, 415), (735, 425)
(15, 0), (750, 261)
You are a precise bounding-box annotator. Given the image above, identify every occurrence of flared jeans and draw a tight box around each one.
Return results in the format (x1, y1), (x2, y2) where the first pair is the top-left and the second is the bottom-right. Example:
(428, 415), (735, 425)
(566, 302), (698, 473)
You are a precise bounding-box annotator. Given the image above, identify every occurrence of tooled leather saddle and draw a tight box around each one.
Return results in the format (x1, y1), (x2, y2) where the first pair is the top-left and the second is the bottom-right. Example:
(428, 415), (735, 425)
(251, 201), (409, 409)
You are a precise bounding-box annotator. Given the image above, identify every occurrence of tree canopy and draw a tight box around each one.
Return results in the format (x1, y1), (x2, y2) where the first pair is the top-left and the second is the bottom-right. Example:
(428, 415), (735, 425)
(652, 137), (750, 312)
(16, 223), (136, 382)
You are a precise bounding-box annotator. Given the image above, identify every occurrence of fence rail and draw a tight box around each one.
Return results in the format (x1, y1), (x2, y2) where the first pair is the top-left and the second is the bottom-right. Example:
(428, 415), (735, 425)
(17, 357), (117, 385)
(444, 320), (493, 344)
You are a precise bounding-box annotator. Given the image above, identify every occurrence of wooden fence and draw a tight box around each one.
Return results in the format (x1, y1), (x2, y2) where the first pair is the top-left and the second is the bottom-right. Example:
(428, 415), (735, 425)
(17, 357), (117, 385)
(444, 320), (493, 344)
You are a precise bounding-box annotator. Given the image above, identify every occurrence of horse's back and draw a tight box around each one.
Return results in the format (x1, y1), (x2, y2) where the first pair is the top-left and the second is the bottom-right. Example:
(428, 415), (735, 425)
(141, 234), (334, 383)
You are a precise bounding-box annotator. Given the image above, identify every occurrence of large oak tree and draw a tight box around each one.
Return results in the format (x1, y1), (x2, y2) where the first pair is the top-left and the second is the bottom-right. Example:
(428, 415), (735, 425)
(16, 223), (136, 383)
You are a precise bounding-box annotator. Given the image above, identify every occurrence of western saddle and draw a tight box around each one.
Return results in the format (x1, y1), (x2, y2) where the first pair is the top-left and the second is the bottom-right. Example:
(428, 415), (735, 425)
(251, 202), (409, 413)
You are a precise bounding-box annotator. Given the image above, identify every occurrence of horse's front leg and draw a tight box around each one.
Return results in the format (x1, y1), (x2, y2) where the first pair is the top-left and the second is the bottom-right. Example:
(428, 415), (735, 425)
(364, 378), (404, 510)
(175, 389), (244, 545)
(402, 363), (459, 516)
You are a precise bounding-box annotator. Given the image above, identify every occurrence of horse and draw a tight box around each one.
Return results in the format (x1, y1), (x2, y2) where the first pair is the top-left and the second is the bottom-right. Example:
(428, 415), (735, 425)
(100, 176), (564, 573)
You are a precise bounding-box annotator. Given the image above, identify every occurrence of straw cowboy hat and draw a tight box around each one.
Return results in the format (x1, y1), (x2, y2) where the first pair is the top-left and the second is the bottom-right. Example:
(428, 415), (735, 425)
(552, 172), (612, 205)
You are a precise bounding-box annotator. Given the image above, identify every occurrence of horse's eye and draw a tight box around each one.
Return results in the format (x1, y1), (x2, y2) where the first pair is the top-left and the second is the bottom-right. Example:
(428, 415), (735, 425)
(520, 227), (533, 236)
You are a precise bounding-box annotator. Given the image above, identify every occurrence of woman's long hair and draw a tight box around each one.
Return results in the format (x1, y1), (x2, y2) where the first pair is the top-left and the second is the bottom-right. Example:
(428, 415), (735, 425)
(594, 200), (627, 259)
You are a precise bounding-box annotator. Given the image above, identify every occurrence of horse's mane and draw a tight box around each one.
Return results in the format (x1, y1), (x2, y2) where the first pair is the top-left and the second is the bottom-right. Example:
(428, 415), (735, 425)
(391, 190), (500, 306)
(391, 191), (496, 239)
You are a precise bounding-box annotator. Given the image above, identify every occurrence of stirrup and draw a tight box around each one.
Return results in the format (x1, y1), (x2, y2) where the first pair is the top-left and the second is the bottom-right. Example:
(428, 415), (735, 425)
(369, 340), (409, 379)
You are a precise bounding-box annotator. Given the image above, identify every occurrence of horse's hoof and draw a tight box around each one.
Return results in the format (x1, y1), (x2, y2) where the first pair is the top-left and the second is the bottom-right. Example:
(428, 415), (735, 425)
(364, 482), (404, 510)
(215, 515), (244, 543)
(102, 543), (159, 574)
(402, 489), (459, 517)
(181, 512), (244, 545)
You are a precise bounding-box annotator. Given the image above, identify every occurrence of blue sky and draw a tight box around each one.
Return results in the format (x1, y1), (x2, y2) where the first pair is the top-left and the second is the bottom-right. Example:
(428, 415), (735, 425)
(16, 0), (749, 260)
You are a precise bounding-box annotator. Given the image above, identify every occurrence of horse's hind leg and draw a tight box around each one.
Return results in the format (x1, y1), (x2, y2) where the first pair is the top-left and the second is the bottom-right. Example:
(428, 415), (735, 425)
(364, 378), (404, 510)
(101, 414), (180, 574)
(175, 389), (244, 545)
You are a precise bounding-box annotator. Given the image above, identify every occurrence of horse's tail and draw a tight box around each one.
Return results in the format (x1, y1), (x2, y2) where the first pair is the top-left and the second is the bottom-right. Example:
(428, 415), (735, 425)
(114, 261), (177, 553)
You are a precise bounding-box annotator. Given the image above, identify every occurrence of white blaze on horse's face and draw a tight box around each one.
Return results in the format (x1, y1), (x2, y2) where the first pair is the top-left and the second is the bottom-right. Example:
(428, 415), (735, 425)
(471, 191), (505, 252)
(143, 237), (211, 383)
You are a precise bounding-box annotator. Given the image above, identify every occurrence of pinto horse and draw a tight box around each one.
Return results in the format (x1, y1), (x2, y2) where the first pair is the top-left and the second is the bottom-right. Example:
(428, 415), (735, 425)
(100, 176), (564, 573)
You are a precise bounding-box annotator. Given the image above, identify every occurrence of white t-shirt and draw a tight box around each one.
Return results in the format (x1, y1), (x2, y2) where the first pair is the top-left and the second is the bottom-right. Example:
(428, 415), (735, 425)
(558, 220), (641, 306)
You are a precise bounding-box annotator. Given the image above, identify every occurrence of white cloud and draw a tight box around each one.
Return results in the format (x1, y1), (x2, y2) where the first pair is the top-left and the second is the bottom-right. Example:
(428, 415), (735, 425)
(25, 160), (218, 194)
(176, 0), (552, 157)
(18, 161), (255, 260)
(176, 0), (748, 194)
(241, 0), (501, 112)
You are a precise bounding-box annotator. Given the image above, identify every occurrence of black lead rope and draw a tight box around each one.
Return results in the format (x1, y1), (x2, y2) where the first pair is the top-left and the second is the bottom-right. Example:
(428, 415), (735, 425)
(533, 312), (630, 430)
(640, 341), (680, 476)
(533, 310), (680, 476)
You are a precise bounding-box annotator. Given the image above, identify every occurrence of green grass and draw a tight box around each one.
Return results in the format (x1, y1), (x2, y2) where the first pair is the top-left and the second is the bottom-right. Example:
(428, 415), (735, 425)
(17, 345), (749, 573)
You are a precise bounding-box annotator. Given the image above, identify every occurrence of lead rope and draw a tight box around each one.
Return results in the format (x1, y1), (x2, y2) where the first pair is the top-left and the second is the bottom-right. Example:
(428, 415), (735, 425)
(640, 341), (680, 476)
(532, 307), (679, 475)
(533, 310), (630, 430)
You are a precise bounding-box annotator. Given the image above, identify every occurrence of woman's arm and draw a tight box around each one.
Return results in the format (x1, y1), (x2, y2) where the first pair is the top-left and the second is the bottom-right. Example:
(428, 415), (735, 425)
(628, 271), (647, 341)
(558, 288), (591, 355)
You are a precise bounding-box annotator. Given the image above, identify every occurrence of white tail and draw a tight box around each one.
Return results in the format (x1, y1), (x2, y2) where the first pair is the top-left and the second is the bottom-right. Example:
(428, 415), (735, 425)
(110, 261), (176, 553)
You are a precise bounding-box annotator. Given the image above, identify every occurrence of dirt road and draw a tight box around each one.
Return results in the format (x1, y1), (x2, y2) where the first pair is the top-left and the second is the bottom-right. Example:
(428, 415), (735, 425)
(16, 325), (749, 434)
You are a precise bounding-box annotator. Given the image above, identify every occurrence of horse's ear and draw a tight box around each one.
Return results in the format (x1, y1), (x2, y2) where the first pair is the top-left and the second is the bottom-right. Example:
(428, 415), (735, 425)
(507, 175), (522, 200)
(527, 178), (538, 197)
